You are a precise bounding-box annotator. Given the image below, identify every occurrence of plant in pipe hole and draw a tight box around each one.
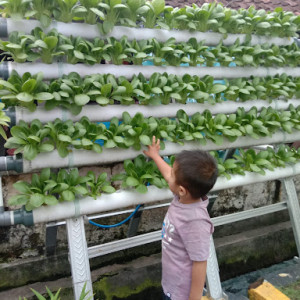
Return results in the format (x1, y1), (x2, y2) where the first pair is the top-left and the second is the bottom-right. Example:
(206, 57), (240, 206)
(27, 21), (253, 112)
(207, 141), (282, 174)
(0, 31), (32, 63)
(4, 119), (54, 160)
(97, 0), (129, 34)
(75, 0), (105, 25)
(86, 171), (115, 199)
(31, 0), (55, 27)
(28, 27), (64, 64)
(0, 0), (32, 20)
(112, 155), (168, 193)
(140, 0), (165, 29)
(0, 103), (10, 140)
(52, 0), (80, 23)
(0, 71), (52, 112)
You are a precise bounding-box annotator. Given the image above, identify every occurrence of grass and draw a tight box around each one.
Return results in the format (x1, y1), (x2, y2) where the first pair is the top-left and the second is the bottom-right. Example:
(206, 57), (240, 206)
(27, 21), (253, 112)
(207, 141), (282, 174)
(278, 279), (300, 300)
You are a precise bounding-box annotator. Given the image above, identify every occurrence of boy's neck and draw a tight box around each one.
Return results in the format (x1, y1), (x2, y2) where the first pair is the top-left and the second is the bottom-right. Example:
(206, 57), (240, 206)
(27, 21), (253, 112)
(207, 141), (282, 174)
(178, 194), (202, 204)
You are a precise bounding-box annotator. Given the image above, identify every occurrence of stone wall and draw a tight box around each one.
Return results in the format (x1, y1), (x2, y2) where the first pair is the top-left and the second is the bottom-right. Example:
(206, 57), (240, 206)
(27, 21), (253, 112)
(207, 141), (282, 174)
(0, 166), (299, 291)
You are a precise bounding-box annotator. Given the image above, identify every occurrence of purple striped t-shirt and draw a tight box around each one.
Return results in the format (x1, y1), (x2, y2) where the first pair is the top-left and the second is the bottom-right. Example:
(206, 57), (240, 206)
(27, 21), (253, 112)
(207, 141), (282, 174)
(161, 195), (214, 300)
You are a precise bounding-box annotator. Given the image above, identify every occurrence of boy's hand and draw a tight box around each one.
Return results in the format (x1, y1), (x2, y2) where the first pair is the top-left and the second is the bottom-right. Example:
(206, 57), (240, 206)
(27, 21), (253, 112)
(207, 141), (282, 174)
(143, 136), (160, 159)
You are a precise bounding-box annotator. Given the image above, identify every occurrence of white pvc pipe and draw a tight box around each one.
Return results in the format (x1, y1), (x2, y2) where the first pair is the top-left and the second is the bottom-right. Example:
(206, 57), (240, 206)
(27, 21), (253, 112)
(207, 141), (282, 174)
(7, 62), (300, 79)
(15, 99), (300, 124)
(4, 18), (294, 46)
(22, 130), (300, 173)
(31, 162), (300, 224)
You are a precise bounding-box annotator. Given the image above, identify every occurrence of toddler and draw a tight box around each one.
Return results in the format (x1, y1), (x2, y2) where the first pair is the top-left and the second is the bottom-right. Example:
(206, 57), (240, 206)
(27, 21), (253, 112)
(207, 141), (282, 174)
(144, 136), (218, 300)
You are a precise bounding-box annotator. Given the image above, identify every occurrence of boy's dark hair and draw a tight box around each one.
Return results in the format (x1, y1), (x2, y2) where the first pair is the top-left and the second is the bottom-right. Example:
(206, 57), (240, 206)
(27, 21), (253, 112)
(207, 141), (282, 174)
(174, 150), (218, 199)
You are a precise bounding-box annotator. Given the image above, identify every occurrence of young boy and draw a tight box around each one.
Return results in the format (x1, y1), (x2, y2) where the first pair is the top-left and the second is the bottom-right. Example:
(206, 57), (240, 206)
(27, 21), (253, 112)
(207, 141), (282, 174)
(144, 136), (218, 300)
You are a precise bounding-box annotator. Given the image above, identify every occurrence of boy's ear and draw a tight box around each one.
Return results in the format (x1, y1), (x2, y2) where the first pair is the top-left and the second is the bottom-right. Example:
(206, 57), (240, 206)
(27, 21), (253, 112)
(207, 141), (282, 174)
(179, 185), (187, 197)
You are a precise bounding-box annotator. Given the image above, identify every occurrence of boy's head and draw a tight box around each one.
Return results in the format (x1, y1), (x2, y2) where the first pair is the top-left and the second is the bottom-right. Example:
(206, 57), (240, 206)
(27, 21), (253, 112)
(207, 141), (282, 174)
(172, 150), (218, 199)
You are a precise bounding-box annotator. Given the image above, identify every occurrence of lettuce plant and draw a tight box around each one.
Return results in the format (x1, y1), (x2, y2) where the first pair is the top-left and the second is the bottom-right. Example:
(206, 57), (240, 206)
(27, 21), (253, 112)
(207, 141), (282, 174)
(0, 0), (32, 20)
(98, 0), (129, 34)
(0, 71), (52, 112)
(112, 154), (168, 193)
(31, 0), (55, 27)
(120, 0), (146, 26)
(0, 31), (31, 63)
(140, 0), (165, 29)
(86, 171), (115, 199)
(52, 0), (79, 23)
(29, 27), (64, 63)
(0, 103), (10, 140)
(75, 0), (105, 24)
(4, 119), (54, 160)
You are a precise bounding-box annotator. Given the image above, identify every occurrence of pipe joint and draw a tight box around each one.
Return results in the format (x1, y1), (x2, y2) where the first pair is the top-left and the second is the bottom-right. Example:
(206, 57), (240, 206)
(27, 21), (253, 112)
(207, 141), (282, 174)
(0, 156), (23, 174)
(294, 38), (300, 47)
(0, 17), (7, 38)
(13, 207), (33, 226)
(0, 61), (9, 80)
(5, 107), (16, 126)
(0, 211), (12, 226)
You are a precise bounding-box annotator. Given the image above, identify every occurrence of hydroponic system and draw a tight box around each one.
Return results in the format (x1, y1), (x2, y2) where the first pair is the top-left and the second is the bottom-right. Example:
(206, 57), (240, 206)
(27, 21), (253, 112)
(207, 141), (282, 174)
(0, 1), (300, 299)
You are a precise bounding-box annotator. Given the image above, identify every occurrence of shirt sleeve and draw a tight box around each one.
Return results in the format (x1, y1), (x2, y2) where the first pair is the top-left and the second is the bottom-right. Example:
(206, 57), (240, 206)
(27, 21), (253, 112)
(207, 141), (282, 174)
(177, 219), (212, 261)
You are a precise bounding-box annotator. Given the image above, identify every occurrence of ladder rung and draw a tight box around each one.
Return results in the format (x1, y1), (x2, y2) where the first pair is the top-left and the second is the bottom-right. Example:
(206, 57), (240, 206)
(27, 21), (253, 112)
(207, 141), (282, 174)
(88, 231), (161, 258)
(87, 202), (288, 259)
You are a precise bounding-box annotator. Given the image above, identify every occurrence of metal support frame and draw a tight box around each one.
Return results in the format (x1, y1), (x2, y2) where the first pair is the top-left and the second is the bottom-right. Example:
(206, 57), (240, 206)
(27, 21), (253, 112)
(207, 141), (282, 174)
(206, 236), (228, 300)
(45, 224), (58, 256)
(282, 177), (300, 256)
(127, 205), (144, 238)
(66, 217), (93, 300)
(66, 219), (226, 300)
(0, 136), (5, 156)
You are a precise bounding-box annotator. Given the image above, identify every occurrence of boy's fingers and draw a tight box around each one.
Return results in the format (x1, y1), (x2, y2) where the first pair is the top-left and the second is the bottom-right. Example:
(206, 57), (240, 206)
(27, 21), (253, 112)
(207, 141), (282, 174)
(152, 136), (156, 145)
(157, 138), (160, 146)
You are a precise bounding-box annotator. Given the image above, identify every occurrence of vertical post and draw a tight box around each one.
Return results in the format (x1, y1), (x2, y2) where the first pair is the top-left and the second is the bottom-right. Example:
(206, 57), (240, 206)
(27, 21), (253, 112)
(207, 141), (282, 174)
(66, 216), (93, 300)
(282, 177), (300, 256)
(206, 236), (227, 300)
(0, 176), (4, 212)
(127, 205), (144, 238)
(45, 224), (58, 256)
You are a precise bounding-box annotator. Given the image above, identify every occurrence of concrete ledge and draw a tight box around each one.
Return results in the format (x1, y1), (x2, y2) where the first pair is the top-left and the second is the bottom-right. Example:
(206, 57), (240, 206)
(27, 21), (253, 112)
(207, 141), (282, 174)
(216, 221), (297, 281)
(248, 281), (290, 300)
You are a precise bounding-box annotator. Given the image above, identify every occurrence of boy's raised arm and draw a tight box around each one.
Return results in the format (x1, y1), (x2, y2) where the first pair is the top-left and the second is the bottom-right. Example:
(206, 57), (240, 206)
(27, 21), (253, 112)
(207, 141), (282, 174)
(143, 136), (172, 183)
